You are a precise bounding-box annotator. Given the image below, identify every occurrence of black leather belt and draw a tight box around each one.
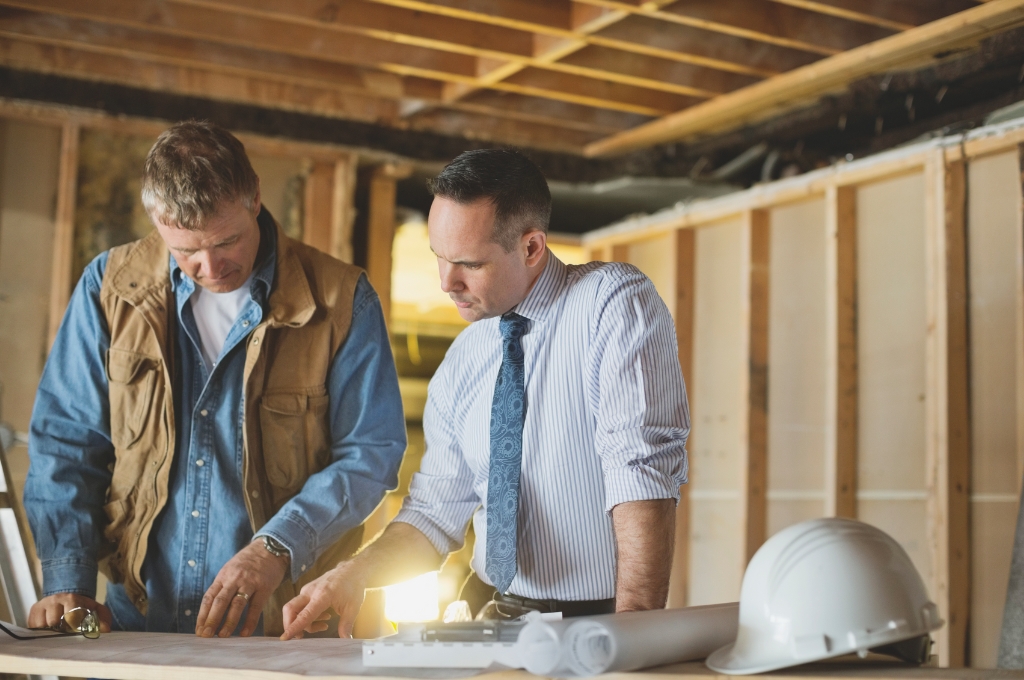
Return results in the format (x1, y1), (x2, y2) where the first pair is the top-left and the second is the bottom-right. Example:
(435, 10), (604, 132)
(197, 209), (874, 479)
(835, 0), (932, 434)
(494, 590), (616, 618)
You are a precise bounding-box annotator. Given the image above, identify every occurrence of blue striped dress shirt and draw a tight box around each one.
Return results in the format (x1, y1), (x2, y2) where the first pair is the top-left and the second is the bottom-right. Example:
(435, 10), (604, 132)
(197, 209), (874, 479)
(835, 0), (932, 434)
(394, 253), (690, 600)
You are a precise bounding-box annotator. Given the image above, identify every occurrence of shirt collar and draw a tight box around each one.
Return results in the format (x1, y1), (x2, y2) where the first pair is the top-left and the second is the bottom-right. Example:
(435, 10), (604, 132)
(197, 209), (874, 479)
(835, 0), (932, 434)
(167, 207), (278, 308)
(511, 250), (566, 323)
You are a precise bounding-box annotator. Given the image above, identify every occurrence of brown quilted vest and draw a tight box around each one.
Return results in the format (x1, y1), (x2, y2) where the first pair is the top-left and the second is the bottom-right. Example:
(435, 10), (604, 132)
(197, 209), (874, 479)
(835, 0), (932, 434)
(98, 219), (366, 636)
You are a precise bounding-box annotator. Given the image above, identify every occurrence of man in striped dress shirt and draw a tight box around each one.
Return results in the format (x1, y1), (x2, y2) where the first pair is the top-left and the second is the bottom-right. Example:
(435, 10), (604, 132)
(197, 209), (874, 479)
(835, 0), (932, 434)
(281, 149), (690, 639)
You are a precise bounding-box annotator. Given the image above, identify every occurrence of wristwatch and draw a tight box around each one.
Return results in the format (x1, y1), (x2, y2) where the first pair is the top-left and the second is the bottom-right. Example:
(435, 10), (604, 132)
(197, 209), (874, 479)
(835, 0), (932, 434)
(261, 535), (289, 559)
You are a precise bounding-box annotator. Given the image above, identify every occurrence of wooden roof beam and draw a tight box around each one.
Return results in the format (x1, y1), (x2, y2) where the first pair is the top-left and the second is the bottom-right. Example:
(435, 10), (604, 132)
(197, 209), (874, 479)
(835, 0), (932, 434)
(766, 0), (981, 31)
(0, 9), (444, 103)
(585, 0), (1024, 156)
(573, 0), (841, 55)
(366, 0), (778, 77)
(0, 35), (402, 122)
(0, 9), (652, 136)
(0, 36), (614, 153)
(0, 0), (661, 116)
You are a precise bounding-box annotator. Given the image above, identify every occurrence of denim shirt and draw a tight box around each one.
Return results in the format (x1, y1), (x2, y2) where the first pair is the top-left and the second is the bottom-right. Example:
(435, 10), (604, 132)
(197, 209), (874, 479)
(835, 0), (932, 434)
(25, 216), (406, 633)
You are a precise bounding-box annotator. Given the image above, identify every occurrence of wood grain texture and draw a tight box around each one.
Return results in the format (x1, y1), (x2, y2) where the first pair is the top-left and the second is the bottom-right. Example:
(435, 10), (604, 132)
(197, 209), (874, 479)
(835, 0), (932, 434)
(745, 209), (770, 562)
(365, 164), (412, 325)
(668, 228), (695, 608)
(302, 161), (335, 255)
(832, 185), (858, 518)
(46, 120), (78, 350)
(923, 154), (971, 667)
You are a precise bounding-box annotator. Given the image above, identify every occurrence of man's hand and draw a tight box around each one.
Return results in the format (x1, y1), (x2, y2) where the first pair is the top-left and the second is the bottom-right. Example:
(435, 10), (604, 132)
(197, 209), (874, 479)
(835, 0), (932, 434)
(195, 539), (289, 638)
(280, 561), (367, 640)
(28, 593), (113, 633)
(612, 498), (676, 611)
(279, 522), (442, 641)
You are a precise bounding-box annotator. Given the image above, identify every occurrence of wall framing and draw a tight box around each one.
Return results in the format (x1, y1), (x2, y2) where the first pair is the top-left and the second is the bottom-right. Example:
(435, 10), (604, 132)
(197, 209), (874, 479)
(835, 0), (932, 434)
(586, 118), (1024, 668)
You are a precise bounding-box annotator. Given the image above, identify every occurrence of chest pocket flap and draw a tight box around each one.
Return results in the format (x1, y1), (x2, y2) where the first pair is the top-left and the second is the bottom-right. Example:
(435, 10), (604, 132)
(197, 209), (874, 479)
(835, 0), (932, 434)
(261, 388), (331, 495)
(106, 348), (160, 450)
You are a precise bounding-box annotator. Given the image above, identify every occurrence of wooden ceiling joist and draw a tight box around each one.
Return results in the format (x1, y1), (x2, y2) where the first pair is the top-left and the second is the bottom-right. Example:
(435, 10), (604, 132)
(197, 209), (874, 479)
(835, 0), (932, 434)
(584, 0), (1024, 156)
(0, 0), (1009, 156)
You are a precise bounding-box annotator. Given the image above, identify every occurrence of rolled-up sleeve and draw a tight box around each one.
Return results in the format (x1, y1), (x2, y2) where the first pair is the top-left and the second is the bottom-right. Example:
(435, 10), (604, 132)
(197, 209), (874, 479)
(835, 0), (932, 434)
(587, 268), (690, 511)
(25, 253), (115, 598)
(256, 276), (407, 582)
(392, 357), (480, 558)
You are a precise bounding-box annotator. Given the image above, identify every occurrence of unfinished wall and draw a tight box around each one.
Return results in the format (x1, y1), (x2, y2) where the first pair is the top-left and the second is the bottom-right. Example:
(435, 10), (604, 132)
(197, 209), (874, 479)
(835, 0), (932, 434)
(966, 150), (1023, 668)
(585, 124), (1024, 666)
(855, 173), (931, 580)
(688, 218), (747, 605)
(766, 199), (829, 535)
(624, 233), (677, 313)
(0, 120), (61, 488)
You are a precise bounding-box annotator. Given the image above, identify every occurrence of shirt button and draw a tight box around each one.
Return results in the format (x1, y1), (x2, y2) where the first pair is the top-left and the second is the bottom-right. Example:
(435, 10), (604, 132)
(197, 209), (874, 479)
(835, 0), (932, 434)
(250, 489), (260, 499)
(196, 460), (205, 467)
(301, 564), (306, 572)
(185, 609), (192, 617)
(200, 409), (208, 417)
(187, 559), (196, 567)
(242, 320), (250, 327)
(192, 510), (200, 518)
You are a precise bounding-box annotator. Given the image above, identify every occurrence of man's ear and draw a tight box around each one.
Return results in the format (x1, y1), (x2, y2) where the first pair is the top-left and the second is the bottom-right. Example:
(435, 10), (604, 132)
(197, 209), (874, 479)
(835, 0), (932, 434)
(523, 230), (547, 266)
(251, 182), (262, 217)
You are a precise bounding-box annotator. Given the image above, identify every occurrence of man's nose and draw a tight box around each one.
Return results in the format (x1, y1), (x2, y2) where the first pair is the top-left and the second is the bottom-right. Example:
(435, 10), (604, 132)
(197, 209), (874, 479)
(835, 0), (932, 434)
(197, 250), (220, 277)
(438, 263), (457, 293)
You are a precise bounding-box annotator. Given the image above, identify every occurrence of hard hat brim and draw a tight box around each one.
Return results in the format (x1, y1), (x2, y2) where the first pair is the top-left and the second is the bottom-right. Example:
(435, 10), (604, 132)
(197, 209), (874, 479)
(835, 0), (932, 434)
(705, 641), (817, 675)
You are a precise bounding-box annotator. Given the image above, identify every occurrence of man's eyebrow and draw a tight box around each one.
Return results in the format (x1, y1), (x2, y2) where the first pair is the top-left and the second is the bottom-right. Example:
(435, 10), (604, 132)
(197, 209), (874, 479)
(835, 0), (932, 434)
(429, 248), (484, 267)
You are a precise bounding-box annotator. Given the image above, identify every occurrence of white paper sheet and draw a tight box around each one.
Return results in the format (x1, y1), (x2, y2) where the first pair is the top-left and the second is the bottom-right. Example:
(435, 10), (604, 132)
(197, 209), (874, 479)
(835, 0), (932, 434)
(0, 628), (483, 679)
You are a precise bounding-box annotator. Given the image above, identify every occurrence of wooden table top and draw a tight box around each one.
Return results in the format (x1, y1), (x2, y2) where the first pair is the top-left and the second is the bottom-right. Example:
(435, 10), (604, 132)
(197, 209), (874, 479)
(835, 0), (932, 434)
(2, 631), (1023, 680)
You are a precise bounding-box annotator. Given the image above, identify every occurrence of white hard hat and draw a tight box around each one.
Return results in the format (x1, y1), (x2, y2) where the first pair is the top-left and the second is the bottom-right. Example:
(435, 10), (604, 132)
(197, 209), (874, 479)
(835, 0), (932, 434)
(707, 517), (943, 675)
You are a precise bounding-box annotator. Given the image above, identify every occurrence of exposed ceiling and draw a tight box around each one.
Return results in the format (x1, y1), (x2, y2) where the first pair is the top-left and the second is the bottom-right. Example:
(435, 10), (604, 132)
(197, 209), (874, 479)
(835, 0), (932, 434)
(0, 0), (1021, 158)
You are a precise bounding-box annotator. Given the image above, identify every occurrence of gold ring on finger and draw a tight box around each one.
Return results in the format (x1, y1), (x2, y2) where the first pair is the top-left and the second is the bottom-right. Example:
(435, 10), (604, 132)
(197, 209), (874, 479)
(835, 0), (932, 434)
(234, 592), (251, 602)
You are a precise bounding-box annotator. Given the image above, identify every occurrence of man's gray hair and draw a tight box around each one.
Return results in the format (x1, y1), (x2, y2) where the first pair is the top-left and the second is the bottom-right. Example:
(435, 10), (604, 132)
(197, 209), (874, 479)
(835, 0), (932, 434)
(141, 120), (259, 230)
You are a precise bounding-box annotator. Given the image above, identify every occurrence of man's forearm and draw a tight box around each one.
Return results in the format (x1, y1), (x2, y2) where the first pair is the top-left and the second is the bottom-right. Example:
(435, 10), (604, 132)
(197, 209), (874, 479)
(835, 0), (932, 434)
(612, 498), (676, 611)
(350, 521), (444, 588)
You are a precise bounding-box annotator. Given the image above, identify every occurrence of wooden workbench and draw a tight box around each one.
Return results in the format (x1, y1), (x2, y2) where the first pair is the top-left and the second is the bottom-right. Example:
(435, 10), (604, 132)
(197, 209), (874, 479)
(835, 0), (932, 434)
(3, 632), (1024, 680)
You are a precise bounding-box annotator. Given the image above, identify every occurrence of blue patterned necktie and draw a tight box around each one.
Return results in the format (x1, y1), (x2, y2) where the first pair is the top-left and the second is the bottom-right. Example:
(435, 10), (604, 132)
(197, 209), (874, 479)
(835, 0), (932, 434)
(486, 312), (529, 595)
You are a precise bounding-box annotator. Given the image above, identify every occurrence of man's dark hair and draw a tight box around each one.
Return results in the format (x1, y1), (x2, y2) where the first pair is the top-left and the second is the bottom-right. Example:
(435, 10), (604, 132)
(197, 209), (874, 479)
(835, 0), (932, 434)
(428, 148), (551, 252)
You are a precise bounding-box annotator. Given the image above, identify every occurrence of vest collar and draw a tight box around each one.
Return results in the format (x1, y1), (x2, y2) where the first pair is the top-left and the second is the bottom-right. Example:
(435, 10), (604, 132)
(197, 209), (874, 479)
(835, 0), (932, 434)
(109, 210), (317, 328)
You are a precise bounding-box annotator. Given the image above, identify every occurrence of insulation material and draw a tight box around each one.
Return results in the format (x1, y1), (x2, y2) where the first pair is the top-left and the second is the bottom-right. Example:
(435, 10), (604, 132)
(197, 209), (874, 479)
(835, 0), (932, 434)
(689, 219), (747, 605)
(766, 199), (829, 536)
(855, 172), (931, 581)
(967, 151), (1023, 667)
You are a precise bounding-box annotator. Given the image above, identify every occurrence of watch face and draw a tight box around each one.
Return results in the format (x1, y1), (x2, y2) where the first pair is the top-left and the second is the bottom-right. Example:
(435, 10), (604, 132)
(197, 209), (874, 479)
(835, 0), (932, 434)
(264, 536), (286, 555)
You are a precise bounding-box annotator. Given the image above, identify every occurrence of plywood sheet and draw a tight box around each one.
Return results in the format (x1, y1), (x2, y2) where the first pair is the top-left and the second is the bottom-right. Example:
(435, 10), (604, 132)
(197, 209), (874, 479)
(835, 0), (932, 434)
(0, 120), (61, 432)
(966, 150), (1023, 668)
(765, 199), (828, 535)
(855, 173), (930, 582)
(967, 152), (1021, 495)
(625, 233), (677, 314)
(970, 501), (1019, 668)
(688, 219), (747, 604)
(856, 173), (928, 493)
(858, 498), (930, 583)
(688, 499), (743, 605)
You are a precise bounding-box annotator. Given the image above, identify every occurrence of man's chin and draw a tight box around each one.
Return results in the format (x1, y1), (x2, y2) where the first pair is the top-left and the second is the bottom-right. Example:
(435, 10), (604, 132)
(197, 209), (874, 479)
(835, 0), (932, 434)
(198, 277), (241, 293)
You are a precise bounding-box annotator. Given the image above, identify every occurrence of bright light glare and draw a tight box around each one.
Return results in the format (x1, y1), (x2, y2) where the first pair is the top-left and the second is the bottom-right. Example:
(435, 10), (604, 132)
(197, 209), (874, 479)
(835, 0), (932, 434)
(384, 571), (440, 623)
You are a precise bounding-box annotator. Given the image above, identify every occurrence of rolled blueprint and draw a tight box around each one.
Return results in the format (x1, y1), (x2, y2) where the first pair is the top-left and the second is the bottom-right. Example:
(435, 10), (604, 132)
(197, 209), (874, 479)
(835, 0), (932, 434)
(550, 602), (740, 677)
(517, 617), (575, 675)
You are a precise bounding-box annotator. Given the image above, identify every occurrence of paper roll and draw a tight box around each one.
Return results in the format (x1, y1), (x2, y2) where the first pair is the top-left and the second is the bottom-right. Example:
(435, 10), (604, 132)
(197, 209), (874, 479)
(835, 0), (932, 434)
(516, 617), (575, 675)
(559, 603), (739, 676)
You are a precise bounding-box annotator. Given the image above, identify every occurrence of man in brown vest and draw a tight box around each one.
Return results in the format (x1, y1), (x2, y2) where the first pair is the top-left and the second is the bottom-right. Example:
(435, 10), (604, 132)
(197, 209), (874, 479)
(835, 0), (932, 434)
(24, 121), (406, 637)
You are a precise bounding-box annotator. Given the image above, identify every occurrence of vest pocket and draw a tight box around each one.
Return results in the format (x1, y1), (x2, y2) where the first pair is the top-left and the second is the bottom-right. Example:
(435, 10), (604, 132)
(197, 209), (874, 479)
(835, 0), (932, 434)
(106, 348), (159, 450)
(261, 389), (331, 494)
